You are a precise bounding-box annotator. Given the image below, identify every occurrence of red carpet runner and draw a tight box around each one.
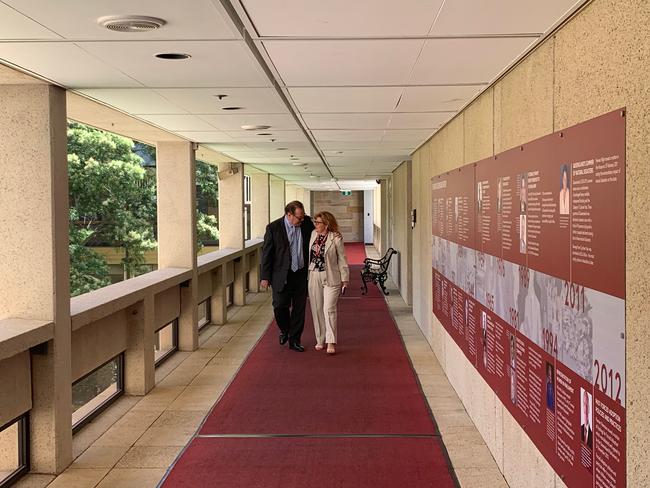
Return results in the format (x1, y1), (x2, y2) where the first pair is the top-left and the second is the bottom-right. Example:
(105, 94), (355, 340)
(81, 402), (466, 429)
(160, 244), (456, 487)
(342, 241), (368, 265)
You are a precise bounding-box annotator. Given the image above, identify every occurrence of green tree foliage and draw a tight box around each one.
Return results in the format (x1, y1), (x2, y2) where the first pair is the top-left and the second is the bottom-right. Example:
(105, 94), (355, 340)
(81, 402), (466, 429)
(196, 160), (219, 246)
(68, 122), (156, 295)
(68, 123), (220, 297)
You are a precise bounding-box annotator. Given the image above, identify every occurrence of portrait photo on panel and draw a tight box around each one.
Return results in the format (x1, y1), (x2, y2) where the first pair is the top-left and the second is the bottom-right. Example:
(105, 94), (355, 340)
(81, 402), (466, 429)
(559, 164), (571, 215)
(580, 387), (593, 449)
(545, 362), (555, 412)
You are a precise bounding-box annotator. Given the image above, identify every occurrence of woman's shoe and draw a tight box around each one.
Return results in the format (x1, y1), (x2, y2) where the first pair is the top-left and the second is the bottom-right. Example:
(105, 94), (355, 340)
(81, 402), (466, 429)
(326, 344), (336, 355)
(315, 344), (324, 351)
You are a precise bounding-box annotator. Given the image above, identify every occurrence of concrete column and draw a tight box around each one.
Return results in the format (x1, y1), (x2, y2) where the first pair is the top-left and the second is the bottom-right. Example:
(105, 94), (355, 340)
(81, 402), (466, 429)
(0, 84), (72, 473)
(251, 172), (270, 239)
(124, 298), (155, 395)
(218, 163), (245, 249)
(380, 178), (391, 255)
(248, 249), (261, 293)
(156, 141), (198, 351)
(269, 175), (286, 220)
(233, 256), (247, 306)
(210, 266), (227, 325)
(303, 189), (312, 216)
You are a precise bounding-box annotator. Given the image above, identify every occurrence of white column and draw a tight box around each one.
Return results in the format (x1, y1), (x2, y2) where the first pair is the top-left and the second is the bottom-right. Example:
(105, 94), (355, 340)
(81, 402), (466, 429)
(251, 172), (270, 239)
(156, 141), (198, 351)
(0, 84), (72, 473)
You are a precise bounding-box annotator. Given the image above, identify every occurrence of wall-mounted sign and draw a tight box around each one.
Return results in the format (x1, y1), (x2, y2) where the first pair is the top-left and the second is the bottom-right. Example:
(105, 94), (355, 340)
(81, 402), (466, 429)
(431, 109), (626, 488)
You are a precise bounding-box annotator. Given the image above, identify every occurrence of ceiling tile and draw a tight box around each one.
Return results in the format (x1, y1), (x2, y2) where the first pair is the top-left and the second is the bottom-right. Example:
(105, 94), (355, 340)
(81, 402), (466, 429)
(312, 130), (385, 142)
(154, 88), (287, 114)
(387, 112), (450, 129)
(396, 85), (483, 112)
(0, 3), (61, 39)
(382, 129), (433, 142)
(224, 130), (307, 143)
(289, 87), (403, 113)
(200, 113), (298, 131)
(77, 88), (185, 114)
(3, 0), (239, 40)
(409, 37), (537, 84)
(431, 0), (579, 35)
(0, 43), (140, 88)
(243, 0), (443, 37)
(264, 39), (423, 86)
(176, 131), (233, 143)
(302, 113), (392, 130)
(137, 114), (214, 131)
(79, 41), (268, 88)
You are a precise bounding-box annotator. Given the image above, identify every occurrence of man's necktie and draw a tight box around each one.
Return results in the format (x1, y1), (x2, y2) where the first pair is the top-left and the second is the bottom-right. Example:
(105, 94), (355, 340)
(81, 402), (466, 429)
(290, 226), (303, 271)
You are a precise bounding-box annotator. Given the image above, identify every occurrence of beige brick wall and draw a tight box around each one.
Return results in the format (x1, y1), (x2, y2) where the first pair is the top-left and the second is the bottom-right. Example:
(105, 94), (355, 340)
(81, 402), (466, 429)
(402, 1), (650, 486)
(312, 191), (364, 242)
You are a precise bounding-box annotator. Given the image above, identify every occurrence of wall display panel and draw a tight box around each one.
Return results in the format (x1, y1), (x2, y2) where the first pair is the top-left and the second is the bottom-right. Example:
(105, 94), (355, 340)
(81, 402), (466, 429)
(431, 109), (626, 488)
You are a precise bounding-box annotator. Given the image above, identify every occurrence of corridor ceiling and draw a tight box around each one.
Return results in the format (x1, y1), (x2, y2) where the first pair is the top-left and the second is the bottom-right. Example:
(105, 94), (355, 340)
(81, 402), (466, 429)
(0, 0), (582, 190)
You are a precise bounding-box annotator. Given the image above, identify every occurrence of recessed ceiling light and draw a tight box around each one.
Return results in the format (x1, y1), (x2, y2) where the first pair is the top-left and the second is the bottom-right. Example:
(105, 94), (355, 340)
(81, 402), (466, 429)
(276, 147), (288, 151)
(241, 124), (271, 131)
(98, 15), (166, 32)
(257, 132), (272, 136)
(291, 162), (303, 166)
(155, 52), (191, 60)
(221, 107), (243, 111)
(290, 157), (300, 161)
(309, 174), (316, 178)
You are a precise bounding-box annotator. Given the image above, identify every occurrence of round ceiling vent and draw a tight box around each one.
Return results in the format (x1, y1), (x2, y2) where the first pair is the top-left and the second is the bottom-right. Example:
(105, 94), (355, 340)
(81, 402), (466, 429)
(98, 15), (166, 33)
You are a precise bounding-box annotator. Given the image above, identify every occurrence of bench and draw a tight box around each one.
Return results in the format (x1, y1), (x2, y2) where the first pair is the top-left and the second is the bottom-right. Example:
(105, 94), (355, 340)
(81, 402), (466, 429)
(360, 248), (398, 295)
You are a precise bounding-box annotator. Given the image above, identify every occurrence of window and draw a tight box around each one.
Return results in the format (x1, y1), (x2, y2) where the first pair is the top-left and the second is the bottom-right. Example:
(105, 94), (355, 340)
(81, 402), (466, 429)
(155, 320), (178, 366)
(0, 414), (28, 487)
(72, 355), (123, 432)
(198, 299), (211, 330)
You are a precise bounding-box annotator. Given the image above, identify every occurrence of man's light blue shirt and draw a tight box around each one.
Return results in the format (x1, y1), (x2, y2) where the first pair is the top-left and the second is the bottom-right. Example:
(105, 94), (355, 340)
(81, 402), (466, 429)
(284, 216), (304, 272)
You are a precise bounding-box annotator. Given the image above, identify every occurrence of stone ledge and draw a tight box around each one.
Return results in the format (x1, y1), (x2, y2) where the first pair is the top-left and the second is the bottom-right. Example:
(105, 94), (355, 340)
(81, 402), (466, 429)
(71, 268), (192, 331)
(0, 318), (54, 361)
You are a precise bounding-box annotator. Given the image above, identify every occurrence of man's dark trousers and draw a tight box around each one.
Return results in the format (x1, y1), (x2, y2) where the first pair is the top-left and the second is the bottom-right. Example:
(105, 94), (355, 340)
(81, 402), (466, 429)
(272, 267), (308, 343)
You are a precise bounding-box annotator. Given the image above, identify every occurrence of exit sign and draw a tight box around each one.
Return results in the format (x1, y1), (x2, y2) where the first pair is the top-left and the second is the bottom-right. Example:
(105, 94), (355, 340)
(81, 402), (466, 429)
(340, 190), (352, 196)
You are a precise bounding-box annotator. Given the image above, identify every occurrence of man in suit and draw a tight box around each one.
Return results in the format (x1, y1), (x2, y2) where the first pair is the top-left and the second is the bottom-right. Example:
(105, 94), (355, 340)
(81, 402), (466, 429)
(260, 201), (315, 352)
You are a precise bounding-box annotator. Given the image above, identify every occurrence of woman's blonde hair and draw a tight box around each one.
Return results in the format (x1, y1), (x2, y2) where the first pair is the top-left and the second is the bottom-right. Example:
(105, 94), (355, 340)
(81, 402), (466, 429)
(314, 211), (340, 235)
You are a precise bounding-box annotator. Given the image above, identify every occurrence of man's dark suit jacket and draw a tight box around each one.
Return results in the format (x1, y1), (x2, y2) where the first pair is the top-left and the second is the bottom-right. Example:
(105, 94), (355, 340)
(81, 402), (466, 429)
(261, 215), (315, 292)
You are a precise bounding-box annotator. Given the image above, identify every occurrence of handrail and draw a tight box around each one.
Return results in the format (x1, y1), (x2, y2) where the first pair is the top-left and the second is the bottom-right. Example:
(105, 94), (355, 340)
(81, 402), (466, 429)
(0, 318), (54, 362)
(197, 241), (263, 274)
(197, 247), (241, 274)
(70, 267), (192, 331)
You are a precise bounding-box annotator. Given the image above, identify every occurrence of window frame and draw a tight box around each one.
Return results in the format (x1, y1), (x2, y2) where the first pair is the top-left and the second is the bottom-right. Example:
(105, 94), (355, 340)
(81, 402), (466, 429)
(72, 354), (124, 434)
(0, 413), (29, 488)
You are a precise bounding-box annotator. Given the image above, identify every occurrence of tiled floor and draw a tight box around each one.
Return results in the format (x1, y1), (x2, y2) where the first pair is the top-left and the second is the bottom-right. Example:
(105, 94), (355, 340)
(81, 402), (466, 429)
(15, 247), (507, 488)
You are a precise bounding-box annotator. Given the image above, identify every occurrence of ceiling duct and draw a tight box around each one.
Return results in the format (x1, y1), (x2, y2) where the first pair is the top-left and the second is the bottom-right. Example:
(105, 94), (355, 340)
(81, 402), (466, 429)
(98, 15), (166, 33)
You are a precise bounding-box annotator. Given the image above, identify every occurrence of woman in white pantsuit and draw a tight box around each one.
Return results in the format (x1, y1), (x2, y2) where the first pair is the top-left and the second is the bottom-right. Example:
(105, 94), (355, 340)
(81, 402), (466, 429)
(308, 211), (349, 355)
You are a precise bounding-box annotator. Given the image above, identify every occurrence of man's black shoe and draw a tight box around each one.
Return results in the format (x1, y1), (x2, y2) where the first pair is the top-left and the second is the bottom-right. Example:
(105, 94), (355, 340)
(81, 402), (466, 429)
(279, 333), (289, 345)
(289, 342), (305, 352)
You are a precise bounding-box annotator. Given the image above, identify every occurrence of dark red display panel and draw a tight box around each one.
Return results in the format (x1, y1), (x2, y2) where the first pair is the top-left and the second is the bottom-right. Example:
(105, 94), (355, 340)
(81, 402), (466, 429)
(431, 109), (626, 488)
